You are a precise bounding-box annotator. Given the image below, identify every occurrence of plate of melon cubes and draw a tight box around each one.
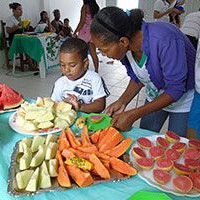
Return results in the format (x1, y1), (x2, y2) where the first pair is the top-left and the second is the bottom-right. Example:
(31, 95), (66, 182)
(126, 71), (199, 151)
(8, 126), (138, 196)
(129, 131), (200, 197)
(9, 97), (77, 135)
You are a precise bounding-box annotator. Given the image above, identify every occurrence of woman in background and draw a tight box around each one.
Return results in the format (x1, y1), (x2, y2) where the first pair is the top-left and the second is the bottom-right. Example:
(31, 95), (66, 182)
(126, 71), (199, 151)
(73, 0), (99, 73)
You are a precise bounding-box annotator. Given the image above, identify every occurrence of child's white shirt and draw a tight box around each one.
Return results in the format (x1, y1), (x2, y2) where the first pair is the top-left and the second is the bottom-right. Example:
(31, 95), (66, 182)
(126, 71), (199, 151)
(51, 70), (108, 103)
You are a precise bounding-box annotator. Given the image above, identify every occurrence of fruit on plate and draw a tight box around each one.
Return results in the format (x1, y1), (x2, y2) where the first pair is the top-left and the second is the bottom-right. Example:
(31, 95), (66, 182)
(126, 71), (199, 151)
(19, 138), (32, 152)
(89, 115), (104, 123)
(45, 134), (58, 146)
(189, 172), (200, 181)
(173, 175), (193, 193)
(16, 170), (34, 190)
(136, 157), (154, 170)
(189, 172), (200, 192)
(37, 121), (54, 129)
(48, 159), (58, 177)
(25, 167), (40, 192)
(30, 145), (46, 167)
(132, 147), (147, 159)
(0, 83), (24, 110)
(184, 148), (200, 160)
(173, 163), (193, 176)
(171, 142), (187, 153)
(54, 117), (70, 129)
(23, 121), (38, 132)
(19, 146), (32, 170)
(165, 149), (180, 162)
(184, 159), (200, 170)
(153, 169), (172, 185)
(39, 161), (51, 189)
(31, 135), (46, 152)
(137, 137), (152, 149)
(149, 146), (164, 160)
(189, 138), (200, 150)
(45, 142), (58, 160)
(165, 131), (180, 143)
(55, 101), (72, 112)
(156, 158), (173, 171)
(156, 137), (169, 149)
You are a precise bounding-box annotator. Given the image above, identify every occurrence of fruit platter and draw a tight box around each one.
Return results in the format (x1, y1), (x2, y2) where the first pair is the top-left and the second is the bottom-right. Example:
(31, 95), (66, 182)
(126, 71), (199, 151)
(9, 97), (77, 135)
(129, 131), (200, 197)
(0, 84), (24, 113)
(8, 126), (137, 196)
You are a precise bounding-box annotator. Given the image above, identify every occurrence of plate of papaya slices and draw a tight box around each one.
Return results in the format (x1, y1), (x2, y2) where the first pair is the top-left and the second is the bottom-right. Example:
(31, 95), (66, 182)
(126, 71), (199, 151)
(129, 132), (200, 197)
(75, 113), (112, 131)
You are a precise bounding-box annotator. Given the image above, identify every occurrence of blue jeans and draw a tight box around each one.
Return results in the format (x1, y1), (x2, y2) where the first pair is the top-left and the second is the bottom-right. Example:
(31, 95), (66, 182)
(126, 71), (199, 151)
(140, 100), (189, 137)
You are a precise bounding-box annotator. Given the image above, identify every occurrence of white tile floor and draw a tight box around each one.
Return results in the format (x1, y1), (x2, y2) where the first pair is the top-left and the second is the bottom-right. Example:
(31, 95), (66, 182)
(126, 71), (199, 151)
(0, 53), (168, 132)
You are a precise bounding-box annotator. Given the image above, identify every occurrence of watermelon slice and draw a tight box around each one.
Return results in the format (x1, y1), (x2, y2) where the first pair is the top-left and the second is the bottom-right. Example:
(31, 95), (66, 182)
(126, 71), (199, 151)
(0, 84), (24, 110)
(90, 115), (104, 123)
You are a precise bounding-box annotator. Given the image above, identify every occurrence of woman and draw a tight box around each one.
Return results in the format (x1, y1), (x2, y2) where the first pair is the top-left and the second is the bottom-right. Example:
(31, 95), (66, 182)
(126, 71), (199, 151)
(6, 2), (28, 45)
(90, 7), (196, 136)
(73, 0), (99, 73)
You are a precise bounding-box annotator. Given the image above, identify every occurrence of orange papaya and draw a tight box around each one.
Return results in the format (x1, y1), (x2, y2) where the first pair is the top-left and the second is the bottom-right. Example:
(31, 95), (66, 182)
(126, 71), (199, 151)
(90, 130), (101, 144)
(66, 127), (81, 148)
(95, 151), (110, 161)
(68, 148), (91, 160)
(59, 129), (70, 151)
(57, 165), (71, 187)
(77, 145), (98, 153)
(56, 150), (65, 167)
(81, 125), (91, 146)
(61, 149), (75, 159)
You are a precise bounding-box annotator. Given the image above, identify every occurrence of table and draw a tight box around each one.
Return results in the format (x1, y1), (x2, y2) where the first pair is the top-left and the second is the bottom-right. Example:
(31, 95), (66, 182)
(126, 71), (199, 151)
(8, 33), (61, 78)
(0, 111), (199, 200)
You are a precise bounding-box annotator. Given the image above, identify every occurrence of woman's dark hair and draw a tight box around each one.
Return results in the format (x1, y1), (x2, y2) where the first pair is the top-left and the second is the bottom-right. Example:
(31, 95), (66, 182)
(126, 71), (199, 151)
(90, 6), (144, 43)
(83, 0), (99, 18)
(60, 38), (88, 60)
(9, 2), (21, 10)
(40, 11), (47, 20)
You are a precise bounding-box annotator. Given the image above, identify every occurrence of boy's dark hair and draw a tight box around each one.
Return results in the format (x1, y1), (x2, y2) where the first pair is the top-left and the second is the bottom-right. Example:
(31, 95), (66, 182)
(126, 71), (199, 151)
(64, 18), (69, 23)
(60, 38), (88, 60)
(9, 2), (21, 10)
(90, 6), (144, 43)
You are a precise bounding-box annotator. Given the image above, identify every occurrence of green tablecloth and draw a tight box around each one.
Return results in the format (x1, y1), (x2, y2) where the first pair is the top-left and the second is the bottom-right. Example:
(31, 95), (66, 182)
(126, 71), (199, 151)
(8, 35), (44, 63)
(0, 111), (199, 200)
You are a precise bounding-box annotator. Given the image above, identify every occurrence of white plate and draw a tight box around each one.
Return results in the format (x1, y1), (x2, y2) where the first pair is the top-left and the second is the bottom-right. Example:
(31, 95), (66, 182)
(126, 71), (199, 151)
(9, 112), (61, 136)
(0, 108), (18, 114)
(129, 135), (200, 198)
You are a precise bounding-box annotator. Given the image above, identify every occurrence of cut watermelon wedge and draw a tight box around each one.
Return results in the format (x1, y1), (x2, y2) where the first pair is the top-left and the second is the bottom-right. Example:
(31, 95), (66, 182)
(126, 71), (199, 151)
(0, 84), (24, 110)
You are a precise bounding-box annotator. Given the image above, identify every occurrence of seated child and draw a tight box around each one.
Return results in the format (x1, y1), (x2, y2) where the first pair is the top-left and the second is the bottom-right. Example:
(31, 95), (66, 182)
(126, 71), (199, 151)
(62, 18), (73, 38)
(51, 38), (109, 113)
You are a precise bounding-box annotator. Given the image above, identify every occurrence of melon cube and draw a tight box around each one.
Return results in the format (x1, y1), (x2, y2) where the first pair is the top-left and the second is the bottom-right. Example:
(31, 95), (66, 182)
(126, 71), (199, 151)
(25, 167), (39, 192)
(16, 170), (34, 190)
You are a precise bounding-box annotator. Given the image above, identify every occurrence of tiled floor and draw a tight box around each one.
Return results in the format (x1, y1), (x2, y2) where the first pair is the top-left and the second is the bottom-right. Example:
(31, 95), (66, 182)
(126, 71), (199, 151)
(0, 53), (168, 132)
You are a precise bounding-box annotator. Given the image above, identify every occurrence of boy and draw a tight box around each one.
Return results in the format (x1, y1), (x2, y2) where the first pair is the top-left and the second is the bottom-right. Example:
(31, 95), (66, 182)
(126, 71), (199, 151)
(62, 18), (73, 38)
(51, 38), (109, 113)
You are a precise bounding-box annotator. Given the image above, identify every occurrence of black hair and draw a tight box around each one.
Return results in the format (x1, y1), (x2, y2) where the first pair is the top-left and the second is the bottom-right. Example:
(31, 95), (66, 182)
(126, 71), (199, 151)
(9, 2), (21, 10)
(83, 0), (99, 18)
(64, 18), (69, 22)
(40, 11), (47, 20)
(53, 9), (60, 14)
(60, 38), (88, 60)
(90, 6), (144, 43)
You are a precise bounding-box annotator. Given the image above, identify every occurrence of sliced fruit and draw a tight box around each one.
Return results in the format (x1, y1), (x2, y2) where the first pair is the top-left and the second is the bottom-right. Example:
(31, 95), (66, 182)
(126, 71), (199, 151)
(165, 149), (180, 162)
(173, 176), (193, 193)
(149, 146), (164, 160)
(38, 121), (54, 129)
(136, 157), (154, 170)
(131, 147), (146, 159)
(110, 157), (137, 176)
(165, 131), (180, 143)
(106, 138), (132, 158)
(183, 148), (200, 160)
(48, 159), (58, 177)
(66, 127), (81, 148)
(35, 111), (54, 123)
(30, 145), (46, 167)
(39, 161), (51, 189)
(189, 139), (200, 150)
(81, 125), (91, 146)
(57, 165), (72, 188)
(25, 167), (40, 192)
(16, 170), (34, 190)
(59, 129), (70, 151)
(90, 115), (104, 123)
(19, 138), (32, 152)
(189, 172), (200, 181)
(36, 97), (44, 106)
(156, 158), (173, 171)
(90, 130), (101, 144)
(137, 137), (152, 149)
(61, 149), (75, 159)
(68, 148), (91, 160)
(23, 121), (38, 132)
(31, 135), (46, 152)
(192, 176), (200, 192)
(66, 165), (94, 187)
(184, 159), (200, 170)
(95, 151), (110, 161)
(171, 142), (187, 153)
(156, 137), (169, 149)
(55, 101), (72, 112)
(66, 157), (93, 171)
(89, 154), (110, 179)
(173, 163), (193, 176)
(45, 134), (58, 146)
(77, 145), (98, 153)
(19, 146), (32, 170)
(153, 169), (171, 185)
(45, 142), (58, 160)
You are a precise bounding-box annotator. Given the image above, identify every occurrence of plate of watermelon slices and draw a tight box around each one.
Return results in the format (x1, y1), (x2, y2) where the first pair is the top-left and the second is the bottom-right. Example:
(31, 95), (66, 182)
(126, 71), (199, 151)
(129, 132), (200, 197)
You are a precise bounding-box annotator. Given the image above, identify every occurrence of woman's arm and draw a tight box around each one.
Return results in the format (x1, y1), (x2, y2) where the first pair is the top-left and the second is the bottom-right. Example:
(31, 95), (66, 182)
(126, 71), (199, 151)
(153, 8), (174, 19)
(6, 22), (22, 34)
(73, 5), (86, 35)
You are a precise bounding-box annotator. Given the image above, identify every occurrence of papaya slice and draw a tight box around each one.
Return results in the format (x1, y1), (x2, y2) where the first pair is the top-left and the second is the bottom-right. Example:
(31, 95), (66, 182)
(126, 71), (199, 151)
(81, 125), (91, 146)
(66, 165), (94, 187)
(61, 149), (75, 159)
(77, 145), (98, 153)
(66, 127), (81, 148)
(99, 131), (124, 152)
(89, 153), (110, 179)
(57, 165), (71, 187)
(69, 148), (91, 160)
(95, 152), (110, 161)
(59, 129), (70, 151)
(90, 130), (101, 144)
(110, 157), (137, 176)
(98, 128), (109, 144)
(105, 138), (132, 157)
(56, 150), (65, 167)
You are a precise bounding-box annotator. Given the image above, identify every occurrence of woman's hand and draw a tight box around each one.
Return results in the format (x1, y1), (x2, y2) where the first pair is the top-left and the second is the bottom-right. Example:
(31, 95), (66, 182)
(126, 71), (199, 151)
(64, 94), (80, 111)
(111, 109), (138, 131)
(104, 100), (126, 117)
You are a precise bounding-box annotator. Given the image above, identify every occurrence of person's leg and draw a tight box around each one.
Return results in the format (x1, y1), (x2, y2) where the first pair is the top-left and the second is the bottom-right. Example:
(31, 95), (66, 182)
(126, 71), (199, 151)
(89, 42), (99, 73)
(168, 112), (189, 137)
(140, 101), (169, 132)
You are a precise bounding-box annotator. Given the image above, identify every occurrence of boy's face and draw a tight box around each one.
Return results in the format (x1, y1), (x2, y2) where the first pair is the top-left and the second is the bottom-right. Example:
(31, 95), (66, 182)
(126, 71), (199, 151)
(64, 20), (69, 27)
(60, 51), (88, 81)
